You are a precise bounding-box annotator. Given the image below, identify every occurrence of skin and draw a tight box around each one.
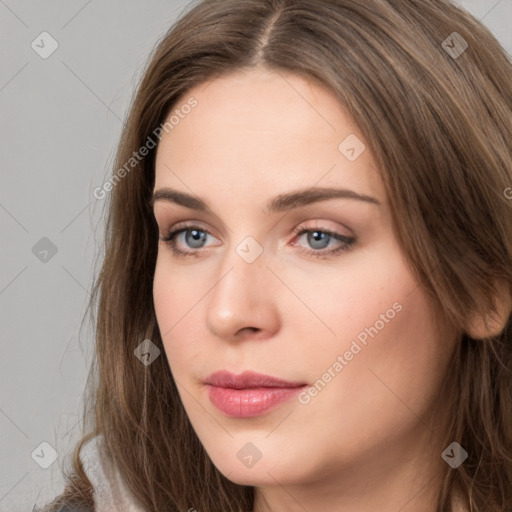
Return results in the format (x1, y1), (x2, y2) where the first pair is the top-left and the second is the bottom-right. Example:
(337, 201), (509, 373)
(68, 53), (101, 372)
(152, 65), (463, 511)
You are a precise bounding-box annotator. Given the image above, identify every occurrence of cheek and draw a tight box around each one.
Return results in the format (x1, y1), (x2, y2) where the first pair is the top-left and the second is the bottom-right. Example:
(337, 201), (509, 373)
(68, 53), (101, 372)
(339, 243), (453, 393)
(153, 252), (208, 328)
(285, 240), (417, 361)
(298, 240), (452, 407)
(303, 268), (453, 433)
(152, 257), (204, 372)
(364, 284), (454, 397)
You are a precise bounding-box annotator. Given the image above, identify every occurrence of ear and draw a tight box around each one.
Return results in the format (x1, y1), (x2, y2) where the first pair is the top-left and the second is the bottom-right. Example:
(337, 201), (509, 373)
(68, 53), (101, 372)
(465, 282), (512, 339)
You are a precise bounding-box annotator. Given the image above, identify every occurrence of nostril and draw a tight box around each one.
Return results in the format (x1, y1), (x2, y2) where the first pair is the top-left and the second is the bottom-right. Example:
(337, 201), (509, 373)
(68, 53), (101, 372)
(240, 326), (259, 334)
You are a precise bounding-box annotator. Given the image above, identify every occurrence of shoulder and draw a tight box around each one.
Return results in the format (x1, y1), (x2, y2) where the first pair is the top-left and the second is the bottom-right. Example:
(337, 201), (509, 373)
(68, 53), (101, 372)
(36, 435), (146, 512)
(54, 506), (94, 512)
(79, 435), (147, 512)
(33, 503), (94, 512)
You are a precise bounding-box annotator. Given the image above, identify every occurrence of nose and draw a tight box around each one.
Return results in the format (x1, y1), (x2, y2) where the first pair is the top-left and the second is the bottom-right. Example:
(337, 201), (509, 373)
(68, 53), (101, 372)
(205, 243), (281, 343)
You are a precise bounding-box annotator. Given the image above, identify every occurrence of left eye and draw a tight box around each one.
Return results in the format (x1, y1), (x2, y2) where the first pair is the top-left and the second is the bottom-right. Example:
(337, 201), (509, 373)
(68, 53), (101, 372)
(160, 224), (355, 259)
(290, 227), (355, 258)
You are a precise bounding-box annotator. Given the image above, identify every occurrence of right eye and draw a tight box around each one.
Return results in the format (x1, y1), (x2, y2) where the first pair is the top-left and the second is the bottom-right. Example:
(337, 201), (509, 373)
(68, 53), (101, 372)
(160, 223), (218, 257)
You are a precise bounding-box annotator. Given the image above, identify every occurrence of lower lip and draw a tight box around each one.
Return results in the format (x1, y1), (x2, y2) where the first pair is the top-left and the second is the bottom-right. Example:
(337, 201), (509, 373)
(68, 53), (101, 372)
(206, 385), (306, 418)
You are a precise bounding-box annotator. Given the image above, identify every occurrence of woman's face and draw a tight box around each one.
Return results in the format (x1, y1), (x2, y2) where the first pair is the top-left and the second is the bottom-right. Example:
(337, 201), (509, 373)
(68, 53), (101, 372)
(152, 66), (457, 493)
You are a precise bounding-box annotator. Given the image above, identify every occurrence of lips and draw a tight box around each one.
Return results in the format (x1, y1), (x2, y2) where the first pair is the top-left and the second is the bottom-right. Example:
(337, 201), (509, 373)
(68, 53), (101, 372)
(203, 370), (307, 418)
(204, 370), (306, 389)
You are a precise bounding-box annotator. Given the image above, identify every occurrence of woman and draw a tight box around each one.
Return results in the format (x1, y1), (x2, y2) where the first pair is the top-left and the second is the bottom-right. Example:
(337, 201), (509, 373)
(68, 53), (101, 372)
(38, 0), (512, 510)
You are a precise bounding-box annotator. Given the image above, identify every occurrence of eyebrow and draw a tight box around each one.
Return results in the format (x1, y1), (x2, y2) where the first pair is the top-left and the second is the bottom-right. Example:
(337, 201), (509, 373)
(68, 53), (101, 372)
(150, 186), (380, 213)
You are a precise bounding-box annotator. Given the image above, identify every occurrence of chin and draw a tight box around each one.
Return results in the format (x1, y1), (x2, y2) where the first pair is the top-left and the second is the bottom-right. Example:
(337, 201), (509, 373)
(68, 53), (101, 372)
(220, 467), (280, 487)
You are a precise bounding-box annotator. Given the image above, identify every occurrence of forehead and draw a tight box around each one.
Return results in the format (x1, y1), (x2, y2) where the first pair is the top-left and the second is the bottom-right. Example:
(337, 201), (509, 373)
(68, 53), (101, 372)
(154, 67), (384, 209)
(160, 66), (358, 148)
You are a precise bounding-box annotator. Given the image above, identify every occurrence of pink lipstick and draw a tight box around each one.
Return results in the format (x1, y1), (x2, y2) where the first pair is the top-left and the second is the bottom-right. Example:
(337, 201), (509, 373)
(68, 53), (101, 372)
(204, 370), (307, 418)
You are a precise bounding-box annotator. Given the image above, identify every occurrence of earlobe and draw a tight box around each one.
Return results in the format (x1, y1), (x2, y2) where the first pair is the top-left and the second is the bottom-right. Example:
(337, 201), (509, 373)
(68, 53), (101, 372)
(465, 283), (512, 339)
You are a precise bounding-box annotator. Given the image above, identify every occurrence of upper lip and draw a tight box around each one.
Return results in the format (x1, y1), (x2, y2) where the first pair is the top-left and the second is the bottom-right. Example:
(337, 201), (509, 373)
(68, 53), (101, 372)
(204, 370), (307, 389)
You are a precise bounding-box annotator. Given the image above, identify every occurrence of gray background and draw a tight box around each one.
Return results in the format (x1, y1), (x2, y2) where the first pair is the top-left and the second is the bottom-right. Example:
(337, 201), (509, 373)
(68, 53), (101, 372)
(0, 1), (510, 510)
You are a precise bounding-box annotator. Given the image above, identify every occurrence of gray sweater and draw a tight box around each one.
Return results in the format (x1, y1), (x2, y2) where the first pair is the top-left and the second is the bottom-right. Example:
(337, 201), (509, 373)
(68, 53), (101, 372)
(78, 435), (146, 512)
(35, 435), (146, 512)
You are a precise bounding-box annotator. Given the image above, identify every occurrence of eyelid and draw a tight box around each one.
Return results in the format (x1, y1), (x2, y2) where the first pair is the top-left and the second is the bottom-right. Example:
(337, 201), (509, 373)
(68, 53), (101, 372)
(159, 221), (220, 248)
(160, 219), (219, 238)
(159, 217), (350, 238)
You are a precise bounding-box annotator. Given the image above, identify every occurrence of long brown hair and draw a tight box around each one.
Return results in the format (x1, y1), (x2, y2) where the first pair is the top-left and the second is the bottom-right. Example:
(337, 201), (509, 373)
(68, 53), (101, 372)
(41, 0), (512, 510)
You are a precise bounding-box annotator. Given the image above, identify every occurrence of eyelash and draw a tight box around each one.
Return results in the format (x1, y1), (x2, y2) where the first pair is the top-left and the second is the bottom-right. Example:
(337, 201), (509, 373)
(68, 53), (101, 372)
(160, 222), (355, 259)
